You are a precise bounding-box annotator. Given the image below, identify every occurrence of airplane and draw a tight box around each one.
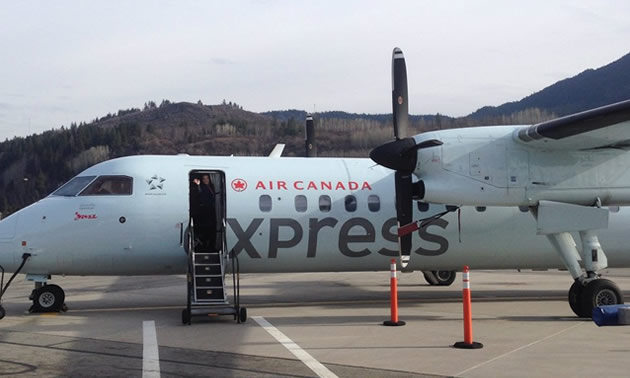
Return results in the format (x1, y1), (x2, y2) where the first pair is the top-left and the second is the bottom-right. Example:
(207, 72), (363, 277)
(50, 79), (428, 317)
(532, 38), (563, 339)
(1, 48), (630, 321)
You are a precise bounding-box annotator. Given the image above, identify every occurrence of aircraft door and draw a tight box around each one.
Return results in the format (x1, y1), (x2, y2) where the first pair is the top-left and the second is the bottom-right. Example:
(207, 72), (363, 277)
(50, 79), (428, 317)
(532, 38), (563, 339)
(189, 171), (226, 253)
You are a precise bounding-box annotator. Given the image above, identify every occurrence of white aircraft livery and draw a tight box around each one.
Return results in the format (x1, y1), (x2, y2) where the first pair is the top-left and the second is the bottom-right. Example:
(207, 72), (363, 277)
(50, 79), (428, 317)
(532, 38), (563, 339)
(1, 47), (630, 321)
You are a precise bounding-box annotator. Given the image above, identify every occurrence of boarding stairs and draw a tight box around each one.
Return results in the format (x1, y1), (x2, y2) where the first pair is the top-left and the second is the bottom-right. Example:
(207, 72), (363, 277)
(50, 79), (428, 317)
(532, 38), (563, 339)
(182, 219), (246, 325)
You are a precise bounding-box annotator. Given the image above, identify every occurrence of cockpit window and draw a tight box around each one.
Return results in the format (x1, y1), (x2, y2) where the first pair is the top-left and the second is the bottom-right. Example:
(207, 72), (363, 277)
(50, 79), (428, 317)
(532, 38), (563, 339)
(79, 176), (133, 196)
(52, 176), (96, 196)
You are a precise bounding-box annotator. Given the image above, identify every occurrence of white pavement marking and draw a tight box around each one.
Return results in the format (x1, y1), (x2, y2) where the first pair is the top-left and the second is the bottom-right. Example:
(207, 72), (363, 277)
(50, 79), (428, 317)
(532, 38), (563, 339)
(253, 316), (338, 378)
(456, 323), (583, 376)
(142, 320), (161, 378)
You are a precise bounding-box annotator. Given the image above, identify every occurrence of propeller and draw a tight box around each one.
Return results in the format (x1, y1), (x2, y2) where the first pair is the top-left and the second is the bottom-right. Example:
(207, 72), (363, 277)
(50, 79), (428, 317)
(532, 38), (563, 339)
(369, 47), (442, 268)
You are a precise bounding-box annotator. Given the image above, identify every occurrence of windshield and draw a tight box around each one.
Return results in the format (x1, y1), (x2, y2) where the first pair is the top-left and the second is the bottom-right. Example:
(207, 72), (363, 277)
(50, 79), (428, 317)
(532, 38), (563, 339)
(79, 176), (133, 196)
(52, 176), (96, 196)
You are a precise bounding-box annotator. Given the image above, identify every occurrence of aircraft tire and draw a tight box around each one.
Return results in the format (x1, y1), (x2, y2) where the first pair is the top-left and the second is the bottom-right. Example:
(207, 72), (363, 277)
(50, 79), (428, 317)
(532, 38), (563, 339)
(568, 280), (585, 317)
(239, 307), (247, 323)
(0, 305), (5, 319)
(31, 284), (65, 313)
(434, 270), (457, 286)
(579, 279), (624, 318)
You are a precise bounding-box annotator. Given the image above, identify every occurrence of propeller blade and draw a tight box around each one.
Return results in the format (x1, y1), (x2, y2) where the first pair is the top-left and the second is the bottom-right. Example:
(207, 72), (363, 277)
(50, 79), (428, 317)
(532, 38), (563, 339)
(371, 47), (440, 269)
(395, 171), (413, 268)
(392, 47), (408, 140)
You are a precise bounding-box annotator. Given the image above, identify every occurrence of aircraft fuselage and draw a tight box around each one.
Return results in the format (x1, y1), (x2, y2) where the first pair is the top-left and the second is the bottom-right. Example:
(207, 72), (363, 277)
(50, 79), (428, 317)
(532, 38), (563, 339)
(1, 154), (630, 276)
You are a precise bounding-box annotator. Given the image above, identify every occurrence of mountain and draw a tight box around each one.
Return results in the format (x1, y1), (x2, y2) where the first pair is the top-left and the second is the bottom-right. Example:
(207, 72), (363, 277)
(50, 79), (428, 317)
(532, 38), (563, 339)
(470, 51), (630, 119)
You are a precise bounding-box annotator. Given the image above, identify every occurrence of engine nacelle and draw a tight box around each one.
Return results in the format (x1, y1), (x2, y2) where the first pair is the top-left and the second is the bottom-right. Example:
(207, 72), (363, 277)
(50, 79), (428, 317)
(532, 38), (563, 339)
(414, 127), (630, 207)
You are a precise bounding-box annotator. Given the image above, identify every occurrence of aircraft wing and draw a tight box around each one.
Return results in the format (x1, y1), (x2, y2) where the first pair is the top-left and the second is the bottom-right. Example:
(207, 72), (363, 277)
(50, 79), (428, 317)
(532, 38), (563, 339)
(515, 99), (630, 150)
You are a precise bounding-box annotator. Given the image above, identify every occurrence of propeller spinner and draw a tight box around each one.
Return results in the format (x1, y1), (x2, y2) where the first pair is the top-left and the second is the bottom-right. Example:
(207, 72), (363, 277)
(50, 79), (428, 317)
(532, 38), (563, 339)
(369, 47), (442, 268)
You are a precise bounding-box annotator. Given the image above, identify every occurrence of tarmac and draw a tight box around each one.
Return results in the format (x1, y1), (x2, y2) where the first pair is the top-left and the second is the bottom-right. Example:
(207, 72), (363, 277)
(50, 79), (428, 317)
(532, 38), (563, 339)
(1, 269), (630, 377)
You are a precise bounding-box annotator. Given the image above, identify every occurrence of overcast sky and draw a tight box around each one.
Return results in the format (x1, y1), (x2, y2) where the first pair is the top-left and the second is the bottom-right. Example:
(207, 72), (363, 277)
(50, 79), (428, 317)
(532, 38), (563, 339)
(1, 1), (629, 140)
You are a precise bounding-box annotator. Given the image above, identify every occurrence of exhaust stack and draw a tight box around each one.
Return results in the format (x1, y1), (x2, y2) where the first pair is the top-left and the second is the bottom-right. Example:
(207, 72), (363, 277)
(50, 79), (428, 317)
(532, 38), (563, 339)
(305, 115), (317, 157)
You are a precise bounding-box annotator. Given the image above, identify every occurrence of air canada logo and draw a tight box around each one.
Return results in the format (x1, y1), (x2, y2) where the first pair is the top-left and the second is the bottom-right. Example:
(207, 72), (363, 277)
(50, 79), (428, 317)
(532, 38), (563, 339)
(231, 178), (247, 192)
(146, 175), (166, 190)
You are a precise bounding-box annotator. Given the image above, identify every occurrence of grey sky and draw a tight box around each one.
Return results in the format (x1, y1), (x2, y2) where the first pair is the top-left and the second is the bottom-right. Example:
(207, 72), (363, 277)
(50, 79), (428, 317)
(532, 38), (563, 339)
(1, 1), (629, 140)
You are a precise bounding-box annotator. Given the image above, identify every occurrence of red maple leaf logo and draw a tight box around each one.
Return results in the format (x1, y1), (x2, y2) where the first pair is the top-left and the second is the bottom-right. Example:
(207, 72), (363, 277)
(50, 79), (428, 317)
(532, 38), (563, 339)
(231, 178), (247, 192)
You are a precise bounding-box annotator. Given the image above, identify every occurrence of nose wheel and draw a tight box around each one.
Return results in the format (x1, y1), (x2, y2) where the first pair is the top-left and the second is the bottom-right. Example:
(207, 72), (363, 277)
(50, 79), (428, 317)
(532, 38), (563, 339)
(29, 284), (66, 313)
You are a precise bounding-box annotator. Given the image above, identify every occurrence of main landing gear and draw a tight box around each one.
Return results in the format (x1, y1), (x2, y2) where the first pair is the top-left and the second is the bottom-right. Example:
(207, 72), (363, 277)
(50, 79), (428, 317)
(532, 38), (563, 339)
(550, 229), (624, 318)
(533, 201), (624, 318)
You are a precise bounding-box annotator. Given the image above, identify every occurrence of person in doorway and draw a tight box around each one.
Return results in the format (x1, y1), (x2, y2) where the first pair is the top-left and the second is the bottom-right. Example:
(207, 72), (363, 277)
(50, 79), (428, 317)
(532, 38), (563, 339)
(191, 174), (217, 250)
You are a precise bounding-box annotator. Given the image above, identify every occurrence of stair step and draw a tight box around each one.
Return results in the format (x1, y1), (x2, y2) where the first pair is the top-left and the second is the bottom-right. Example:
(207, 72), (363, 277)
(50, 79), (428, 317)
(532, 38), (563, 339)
(194, 265), (222, 276)
(194, 246), (221, 253)
(194, 253), (221, 264)
(196, 288), (225, 301)
(195, 276), (223, 287)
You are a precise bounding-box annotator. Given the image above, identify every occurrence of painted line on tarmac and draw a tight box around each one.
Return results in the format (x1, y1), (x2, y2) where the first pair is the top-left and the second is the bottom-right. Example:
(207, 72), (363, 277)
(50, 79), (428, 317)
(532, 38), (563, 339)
(253, 316), (338, 378)
(65, 295), (566, 313)
(72, 306), (181, 313)
(142, 320), (161, 378)
(455, 322), (583, 376)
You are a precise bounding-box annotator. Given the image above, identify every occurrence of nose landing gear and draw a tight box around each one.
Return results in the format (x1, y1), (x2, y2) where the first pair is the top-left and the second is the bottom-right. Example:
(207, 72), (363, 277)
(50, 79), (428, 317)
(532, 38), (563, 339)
(29, 284), (66, 313)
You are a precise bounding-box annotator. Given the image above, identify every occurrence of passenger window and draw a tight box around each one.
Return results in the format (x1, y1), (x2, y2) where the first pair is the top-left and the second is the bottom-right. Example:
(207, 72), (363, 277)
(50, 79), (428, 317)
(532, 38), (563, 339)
(79, 176), (132, 196)
(295, 195), (307, 212)
(368, 195), (380, 212)
(417, 202), (429, 212)
(475, 206), (486, 212)
(52, 176), (96, 196)
(319, 195), (331, 212)
(259, 195), (272, 212)
(345, 195), (357, 212)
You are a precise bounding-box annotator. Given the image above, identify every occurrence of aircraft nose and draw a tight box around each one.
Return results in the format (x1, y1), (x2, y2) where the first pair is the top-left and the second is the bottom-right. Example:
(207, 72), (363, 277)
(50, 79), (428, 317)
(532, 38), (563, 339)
(0, 214), (18, 239)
